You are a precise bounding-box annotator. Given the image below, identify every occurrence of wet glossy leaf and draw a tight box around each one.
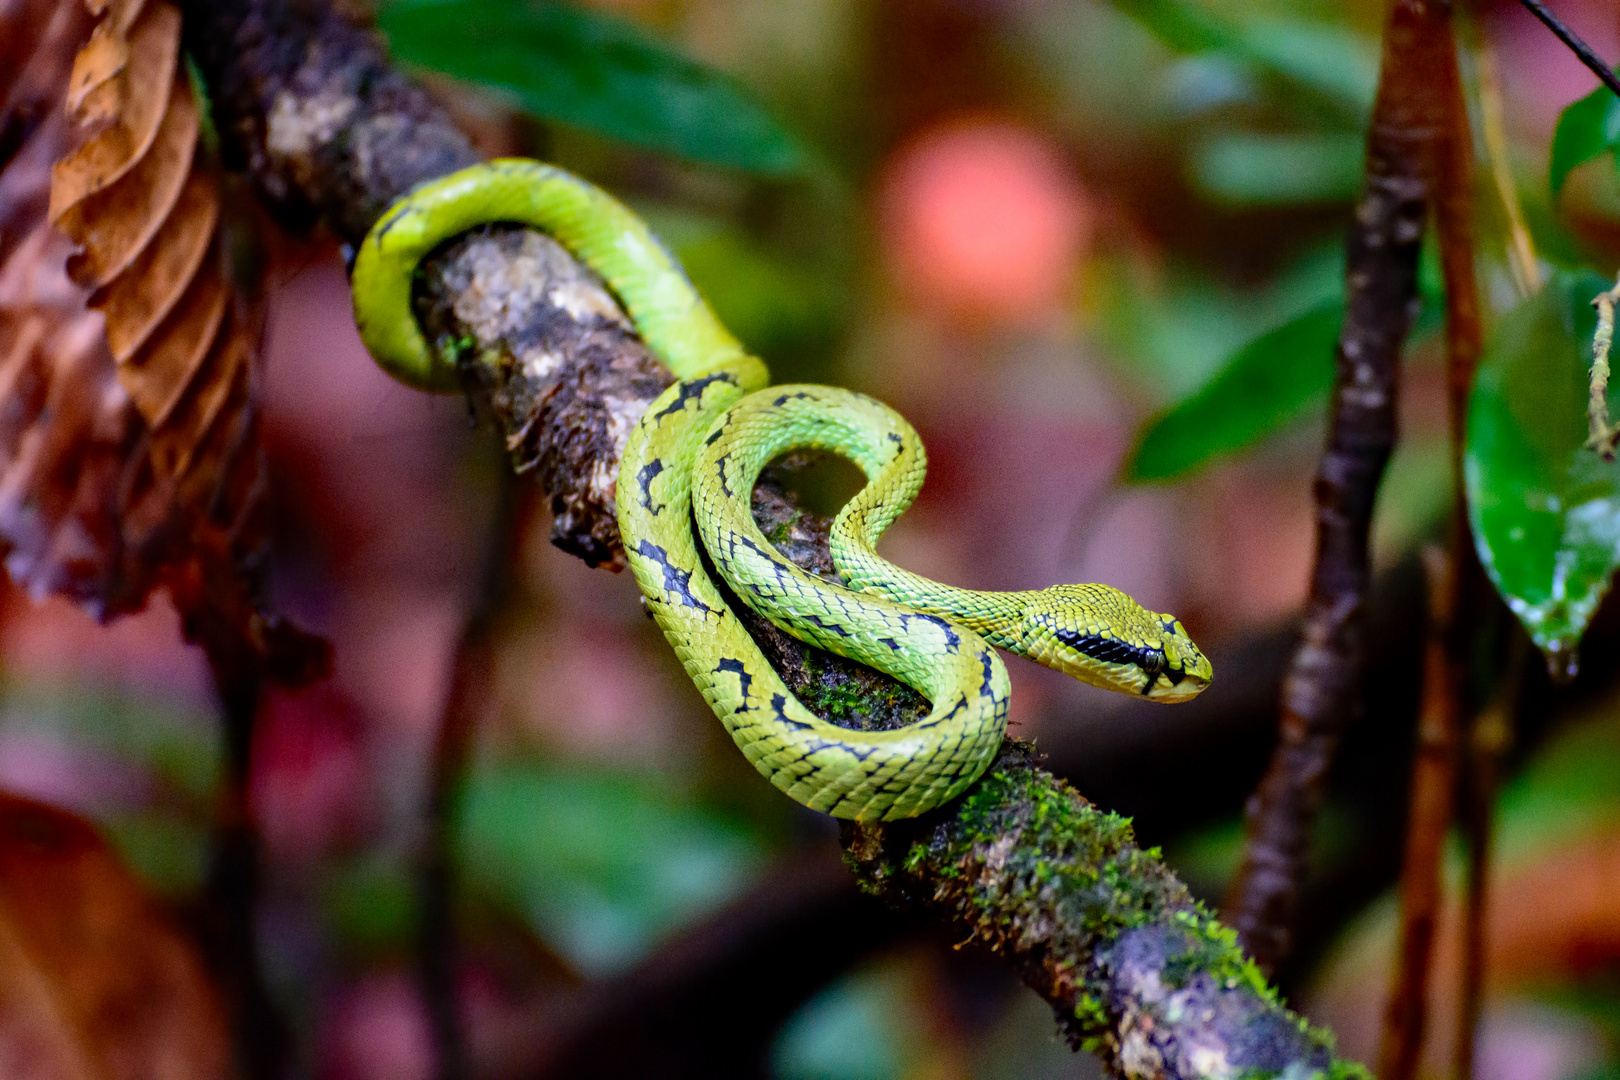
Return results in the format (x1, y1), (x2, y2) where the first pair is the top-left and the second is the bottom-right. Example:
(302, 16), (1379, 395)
(1124, 300), (1341, 482)
(0, 792), (230, 1080)
(458, 762), (766, 976)
(1549, 75), (1620, 197)
(378, 0), (811, 174)
(1465, 269), (1620, 672)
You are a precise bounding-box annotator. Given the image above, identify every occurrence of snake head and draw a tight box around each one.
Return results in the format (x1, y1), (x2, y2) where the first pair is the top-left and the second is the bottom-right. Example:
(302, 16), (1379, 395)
(1021, 584), (1212, 702)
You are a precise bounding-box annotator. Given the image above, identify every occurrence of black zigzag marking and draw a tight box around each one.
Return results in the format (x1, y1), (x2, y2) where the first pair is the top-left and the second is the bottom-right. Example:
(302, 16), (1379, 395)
(651, 372), (736, 422)
(636, 458), (665, 514)
(771, 391), (816, 407)
(769, 693), (814, 731)
(636, 541), (711, 612)
(805, 614), (851, 638)
(978, 651), (997, 697)
(900, 612), (960, 652)
(715, 657), (753, 705)
(714, 451), (736, 498)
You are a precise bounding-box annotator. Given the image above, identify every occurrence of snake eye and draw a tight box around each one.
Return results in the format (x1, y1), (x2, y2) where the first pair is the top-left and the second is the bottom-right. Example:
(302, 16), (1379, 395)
(1141, 649), (1166, 677)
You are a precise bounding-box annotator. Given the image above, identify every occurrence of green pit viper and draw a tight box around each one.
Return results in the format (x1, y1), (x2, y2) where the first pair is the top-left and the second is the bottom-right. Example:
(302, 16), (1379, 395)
(351, 159), (1212, 822)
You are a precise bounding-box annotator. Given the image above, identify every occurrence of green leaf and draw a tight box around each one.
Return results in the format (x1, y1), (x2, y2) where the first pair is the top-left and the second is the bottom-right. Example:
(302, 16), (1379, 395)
(377, 0), (811, 174)
(1124, 301), (1342, 482)
(1191, 132), (1365, 206)
(1113, 1), (1375, 119)
(1549, 77), (1620, 197)
(457, 761), (766, 975)
(640, 209), (843, 363)
(1465, 269), (1620, 673)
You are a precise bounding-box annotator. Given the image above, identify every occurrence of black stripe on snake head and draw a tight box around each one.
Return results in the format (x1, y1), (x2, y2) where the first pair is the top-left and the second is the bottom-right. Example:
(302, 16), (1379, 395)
(636, 458), (664, 513)
(651, 372), (736, 422)
(1053, 628), (1169, 685)
(635, 540), (711, 612)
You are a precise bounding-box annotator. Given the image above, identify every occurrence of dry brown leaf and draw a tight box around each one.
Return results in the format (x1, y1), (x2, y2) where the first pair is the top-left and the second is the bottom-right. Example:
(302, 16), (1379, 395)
(91, 166), (217, 363)
(148, 320), (251, 481)
(58, 68), (195, 287)
(125, 259), (226, 425)
(0, 0), (316, 666)
(47, 0), (176, 219)
(81, 0), (144, 33)
(64, 18), (128, 121)
(0, 791), (231, 1080)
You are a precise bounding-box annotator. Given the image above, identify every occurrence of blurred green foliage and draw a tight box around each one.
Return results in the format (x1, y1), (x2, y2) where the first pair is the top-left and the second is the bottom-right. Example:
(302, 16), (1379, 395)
(1125, 301), (1341, 482)
(1120, 238), (1443, 483)
(0, 683), (218, 893)
(1466, 269), (1620, 671)
(456, 760), (766, 975)
(640, 207), (846, 367)
(377, 0), (813, 173)
(1550, 73), (1620, 198)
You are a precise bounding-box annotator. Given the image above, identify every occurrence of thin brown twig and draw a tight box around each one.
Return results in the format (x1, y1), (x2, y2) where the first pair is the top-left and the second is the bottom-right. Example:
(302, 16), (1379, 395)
(1225, 0), (1442, 976)
(1513, 0), (1620, 98)
(1379, 546), (1463, 1080)
(1380, 17), (1482, 1075)
(1455, 636), (1523, 1080)
(168, 552), (331, 1080)
(417, 469), (524, 1080)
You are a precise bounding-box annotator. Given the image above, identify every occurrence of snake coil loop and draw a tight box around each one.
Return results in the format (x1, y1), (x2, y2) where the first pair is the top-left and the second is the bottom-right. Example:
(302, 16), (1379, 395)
(352, 159), (1211, 821)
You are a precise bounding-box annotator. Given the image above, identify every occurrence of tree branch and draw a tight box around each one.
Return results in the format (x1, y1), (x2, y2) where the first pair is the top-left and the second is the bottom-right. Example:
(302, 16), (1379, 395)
(179, 0), (1368, 1071)
(1224, 0), (1443, 975)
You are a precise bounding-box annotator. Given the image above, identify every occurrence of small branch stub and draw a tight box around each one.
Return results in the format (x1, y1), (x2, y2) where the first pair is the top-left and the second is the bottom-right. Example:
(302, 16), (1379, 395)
(1586, 273), (1620, 461)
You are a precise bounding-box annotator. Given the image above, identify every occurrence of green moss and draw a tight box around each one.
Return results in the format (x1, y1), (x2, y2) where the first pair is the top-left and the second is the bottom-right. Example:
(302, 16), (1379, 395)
(434, 332), (479, 367)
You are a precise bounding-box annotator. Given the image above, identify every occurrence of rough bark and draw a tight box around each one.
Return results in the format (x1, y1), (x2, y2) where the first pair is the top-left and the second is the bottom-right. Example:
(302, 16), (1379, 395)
(178, 0), (1372, 1074)
(1224, 0), (1439, 975)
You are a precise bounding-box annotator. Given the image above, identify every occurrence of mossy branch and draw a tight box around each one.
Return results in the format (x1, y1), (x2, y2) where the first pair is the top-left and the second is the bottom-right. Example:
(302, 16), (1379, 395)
(180, 0), (1370, 1073)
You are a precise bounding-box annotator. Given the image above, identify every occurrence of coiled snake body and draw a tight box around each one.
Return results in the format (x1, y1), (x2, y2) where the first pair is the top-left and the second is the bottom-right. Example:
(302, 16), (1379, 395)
(352, 160), (1211, 821)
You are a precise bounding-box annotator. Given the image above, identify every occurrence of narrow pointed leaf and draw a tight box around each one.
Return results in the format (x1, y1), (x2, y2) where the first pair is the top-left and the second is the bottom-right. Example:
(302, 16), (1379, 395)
(1549, 76), (1620, 197)
(1124, 300), (1341, 482)
(1466, 269), (1620, 674)
(378, 0), (811, 174)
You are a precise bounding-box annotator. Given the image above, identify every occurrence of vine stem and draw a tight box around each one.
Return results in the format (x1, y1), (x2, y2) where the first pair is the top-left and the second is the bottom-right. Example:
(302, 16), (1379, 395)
(1513, 0), (1620, 99)
(1379, 547), (1462, 1080)
(1586, 273), (1620, 461)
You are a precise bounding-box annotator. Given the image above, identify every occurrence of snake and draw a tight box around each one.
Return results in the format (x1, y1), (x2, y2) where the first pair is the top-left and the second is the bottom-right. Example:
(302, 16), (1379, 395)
(351, 159), (1213, 822)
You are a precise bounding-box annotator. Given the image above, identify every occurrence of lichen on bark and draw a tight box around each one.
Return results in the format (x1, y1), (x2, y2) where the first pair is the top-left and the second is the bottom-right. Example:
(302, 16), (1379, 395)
(844, 744), (1364, 1080)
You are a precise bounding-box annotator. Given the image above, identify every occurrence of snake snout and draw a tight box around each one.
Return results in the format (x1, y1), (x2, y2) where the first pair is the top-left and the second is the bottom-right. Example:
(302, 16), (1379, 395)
(1145, 627), (1212, 702)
